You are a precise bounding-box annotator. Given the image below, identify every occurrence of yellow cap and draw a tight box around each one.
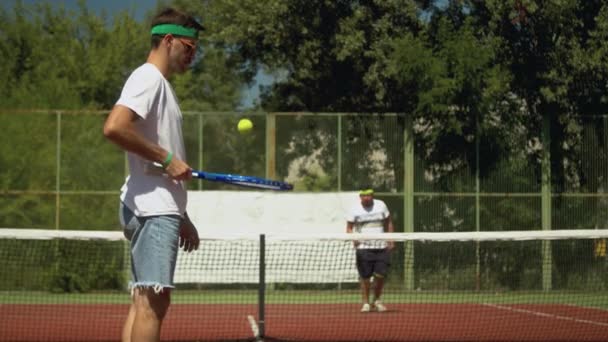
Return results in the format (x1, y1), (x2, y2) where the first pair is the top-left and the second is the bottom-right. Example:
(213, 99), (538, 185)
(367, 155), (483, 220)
(359, 189), (374, 195)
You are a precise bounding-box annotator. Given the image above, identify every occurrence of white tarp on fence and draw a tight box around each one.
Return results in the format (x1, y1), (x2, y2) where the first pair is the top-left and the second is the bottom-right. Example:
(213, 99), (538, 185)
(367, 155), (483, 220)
(174, 191), (360, 284)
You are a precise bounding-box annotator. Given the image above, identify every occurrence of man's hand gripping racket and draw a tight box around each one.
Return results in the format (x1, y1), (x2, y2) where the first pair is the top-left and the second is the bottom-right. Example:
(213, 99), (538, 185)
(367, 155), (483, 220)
(145, 163), (294, 191)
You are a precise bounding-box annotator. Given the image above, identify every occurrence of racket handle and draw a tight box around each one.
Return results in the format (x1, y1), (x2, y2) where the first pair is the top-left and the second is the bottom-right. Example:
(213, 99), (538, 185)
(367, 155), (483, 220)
(143, 162), (166, 175)
(145, 163), (198, 179)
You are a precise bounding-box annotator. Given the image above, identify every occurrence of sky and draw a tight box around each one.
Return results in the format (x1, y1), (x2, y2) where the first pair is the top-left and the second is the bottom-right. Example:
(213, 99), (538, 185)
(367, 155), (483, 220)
(3, 0), (159, 21)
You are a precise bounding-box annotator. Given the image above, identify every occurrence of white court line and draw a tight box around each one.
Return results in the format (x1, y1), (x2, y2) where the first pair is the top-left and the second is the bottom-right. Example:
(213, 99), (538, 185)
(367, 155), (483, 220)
(247, 315), (260, 338)
(483, 303), (608, 328)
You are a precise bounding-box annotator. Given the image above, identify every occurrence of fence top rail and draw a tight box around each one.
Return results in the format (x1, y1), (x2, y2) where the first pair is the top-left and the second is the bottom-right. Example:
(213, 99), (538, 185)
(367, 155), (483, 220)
(0, 110), (406, 117)
(2, 110), (608, 117)
(0, 111), (377, 121)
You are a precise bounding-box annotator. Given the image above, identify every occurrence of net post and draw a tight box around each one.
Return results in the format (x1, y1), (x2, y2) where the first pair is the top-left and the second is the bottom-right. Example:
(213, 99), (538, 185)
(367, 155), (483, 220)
(258, 234), (266, 339)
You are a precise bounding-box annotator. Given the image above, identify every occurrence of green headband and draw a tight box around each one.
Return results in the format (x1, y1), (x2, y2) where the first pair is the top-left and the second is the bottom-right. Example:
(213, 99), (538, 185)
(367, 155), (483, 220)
(151, 24), (198, 39)
(359, 189), (374, 195)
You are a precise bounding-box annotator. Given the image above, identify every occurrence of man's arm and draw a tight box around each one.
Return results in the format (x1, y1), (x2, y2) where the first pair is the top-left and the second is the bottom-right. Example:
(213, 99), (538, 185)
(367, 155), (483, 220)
(384, 214), (395, 249)
(179, 212), (199, 252)
(384, 214), (395, 233)
(346, 221), (359, 248)
(346, 221), (354, 234)
(103, 105), (191, 180)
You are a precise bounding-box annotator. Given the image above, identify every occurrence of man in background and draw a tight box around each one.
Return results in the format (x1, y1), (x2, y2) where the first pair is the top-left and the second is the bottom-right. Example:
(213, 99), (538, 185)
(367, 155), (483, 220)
(346, 188), (395, 312)
(103, 7), (203, 342)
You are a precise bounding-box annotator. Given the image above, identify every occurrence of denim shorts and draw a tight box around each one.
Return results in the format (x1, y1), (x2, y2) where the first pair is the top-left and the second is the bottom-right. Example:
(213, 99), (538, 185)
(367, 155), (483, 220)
(119, 202), (181, 292)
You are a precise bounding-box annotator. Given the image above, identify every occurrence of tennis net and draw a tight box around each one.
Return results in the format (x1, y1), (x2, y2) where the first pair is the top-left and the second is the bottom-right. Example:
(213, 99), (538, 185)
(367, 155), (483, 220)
(1, 228), (608, 342)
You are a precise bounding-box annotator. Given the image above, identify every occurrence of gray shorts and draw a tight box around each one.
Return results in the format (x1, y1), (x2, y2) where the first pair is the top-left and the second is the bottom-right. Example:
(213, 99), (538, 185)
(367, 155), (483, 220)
(119, 202), (181, 292)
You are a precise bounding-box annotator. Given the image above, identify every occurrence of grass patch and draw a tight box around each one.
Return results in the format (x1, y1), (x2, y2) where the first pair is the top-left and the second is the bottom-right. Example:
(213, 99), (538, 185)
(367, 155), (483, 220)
(2, 290), (607, 309)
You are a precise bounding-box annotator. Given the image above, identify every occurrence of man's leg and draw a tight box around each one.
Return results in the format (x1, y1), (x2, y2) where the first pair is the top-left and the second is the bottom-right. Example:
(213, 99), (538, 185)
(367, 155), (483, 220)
(119, 204), (179, 341)
(122, 299), (136, 342)
(371, 274), (387, 312)
(371, 249), (391, 312)
(120, 202), (138, 342)
(372, 274), (385, 300)
(360, 278), (371, 304)
(359, 278), (372, 312)
(130, 287), (171, 342)
(356, 249), (373, 312)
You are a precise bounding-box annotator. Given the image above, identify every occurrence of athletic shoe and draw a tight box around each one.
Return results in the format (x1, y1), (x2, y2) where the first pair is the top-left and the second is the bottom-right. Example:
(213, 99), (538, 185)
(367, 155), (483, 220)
(360, 303), (371, 312)
(374, 300), (387, 312)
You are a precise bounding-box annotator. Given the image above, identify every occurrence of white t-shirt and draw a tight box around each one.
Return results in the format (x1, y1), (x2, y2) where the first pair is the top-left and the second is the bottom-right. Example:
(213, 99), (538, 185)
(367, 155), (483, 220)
(116, 63), (187, 217)
(346, 199), (390, 249)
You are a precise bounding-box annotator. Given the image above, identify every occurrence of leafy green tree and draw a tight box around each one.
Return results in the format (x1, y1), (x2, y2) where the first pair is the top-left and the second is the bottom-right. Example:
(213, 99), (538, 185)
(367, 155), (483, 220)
(189, 0), (424, 191)
(0, 0), (243, 111)
(76, 8), (148, 109)
(200, 0), (421, 112)
(196, 0), (608, 236)
(0, 1), (149, 109)
(460, 0), (608, 191)
(469, 1), (608, 235)
(162, 0), (250, 111)
(174, 48), (243, 111)
(390, 15), (512, 188)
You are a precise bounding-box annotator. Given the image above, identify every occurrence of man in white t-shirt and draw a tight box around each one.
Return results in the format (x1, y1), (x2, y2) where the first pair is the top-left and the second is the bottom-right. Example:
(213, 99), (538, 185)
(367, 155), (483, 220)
(103, 7), (203, 342)
(346, 188), (395, 313)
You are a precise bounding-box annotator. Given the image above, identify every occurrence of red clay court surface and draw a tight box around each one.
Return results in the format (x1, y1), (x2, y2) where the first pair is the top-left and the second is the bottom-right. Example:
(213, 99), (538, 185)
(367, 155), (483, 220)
(1, 303), (608, 341)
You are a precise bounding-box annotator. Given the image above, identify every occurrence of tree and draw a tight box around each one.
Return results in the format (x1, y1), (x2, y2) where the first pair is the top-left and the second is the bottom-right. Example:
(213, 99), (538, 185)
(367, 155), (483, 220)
(0, 1), (148, 109)
(462, 0), (608, 191)
(196, 0), (421, 112)
(189, 0), (424, 191)
(168, 0), (255, 111)
(197, 0), (608, 233)
(0, 0), (243, 111)
(390, 15), (512, 187)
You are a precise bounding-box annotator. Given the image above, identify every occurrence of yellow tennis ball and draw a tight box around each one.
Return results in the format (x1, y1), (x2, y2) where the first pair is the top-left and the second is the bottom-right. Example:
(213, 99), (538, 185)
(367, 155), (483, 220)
(237, 118), (253, 133)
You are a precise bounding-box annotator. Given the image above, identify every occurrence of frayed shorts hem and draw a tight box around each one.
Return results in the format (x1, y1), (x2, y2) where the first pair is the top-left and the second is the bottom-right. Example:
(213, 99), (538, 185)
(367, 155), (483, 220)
(129, 281), (175, 295)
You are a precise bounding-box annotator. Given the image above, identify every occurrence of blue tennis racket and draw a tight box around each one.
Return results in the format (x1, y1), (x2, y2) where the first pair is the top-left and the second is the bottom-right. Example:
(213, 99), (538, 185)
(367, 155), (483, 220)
(192, 170), (293, 190)
(145, 163), (293, 191)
